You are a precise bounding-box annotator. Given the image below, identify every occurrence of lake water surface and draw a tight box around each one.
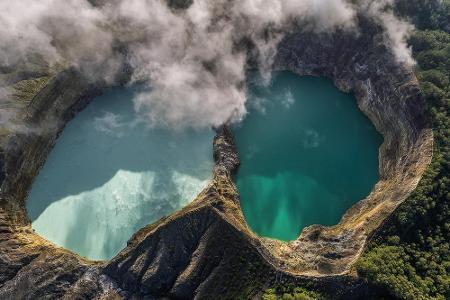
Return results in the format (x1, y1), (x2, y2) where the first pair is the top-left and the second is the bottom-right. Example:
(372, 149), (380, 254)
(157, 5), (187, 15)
(27, 87), (214, 260)
(27, 72), (382, 257)
(235, 72), (383, 241)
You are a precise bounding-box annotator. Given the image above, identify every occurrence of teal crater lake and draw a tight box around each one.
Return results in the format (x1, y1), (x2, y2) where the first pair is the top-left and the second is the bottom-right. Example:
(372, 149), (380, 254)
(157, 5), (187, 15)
(235, 72), (383, 241)
(26, 86), (214, 260)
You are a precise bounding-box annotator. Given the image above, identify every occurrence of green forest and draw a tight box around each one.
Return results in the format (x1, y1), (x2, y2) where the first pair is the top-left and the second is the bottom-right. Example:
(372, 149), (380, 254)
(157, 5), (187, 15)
(357, 0), (450, 299)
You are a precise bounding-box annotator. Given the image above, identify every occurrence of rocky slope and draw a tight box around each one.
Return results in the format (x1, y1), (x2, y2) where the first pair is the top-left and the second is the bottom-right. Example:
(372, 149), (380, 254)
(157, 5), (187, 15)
(0, 18), (432, 300)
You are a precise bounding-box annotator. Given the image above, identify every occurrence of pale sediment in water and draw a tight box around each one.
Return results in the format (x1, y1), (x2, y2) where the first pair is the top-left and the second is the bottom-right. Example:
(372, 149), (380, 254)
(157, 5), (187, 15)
(26, 87), (214, 260)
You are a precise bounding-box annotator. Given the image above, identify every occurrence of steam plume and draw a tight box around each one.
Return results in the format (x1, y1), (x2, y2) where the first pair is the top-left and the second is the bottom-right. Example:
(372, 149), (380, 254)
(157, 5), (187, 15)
(0, 0), (415, 129)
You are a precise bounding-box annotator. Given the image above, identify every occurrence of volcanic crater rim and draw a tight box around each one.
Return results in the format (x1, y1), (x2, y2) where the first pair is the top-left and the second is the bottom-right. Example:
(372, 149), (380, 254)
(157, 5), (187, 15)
(0, 24), (433, 289)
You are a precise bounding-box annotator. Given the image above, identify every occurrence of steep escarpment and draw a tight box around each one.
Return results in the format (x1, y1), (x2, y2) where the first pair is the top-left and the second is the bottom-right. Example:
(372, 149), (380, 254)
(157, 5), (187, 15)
(0, 18), (432, 300)
(0, 68), (101, 223)
(0, 68), (110, 299)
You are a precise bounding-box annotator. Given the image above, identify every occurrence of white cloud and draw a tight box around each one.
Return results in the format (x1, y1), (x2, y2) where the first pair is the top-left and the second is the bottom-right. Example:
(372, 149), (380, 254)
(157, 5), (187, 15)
(281, 89), (295, 109)
(302, 129), (324, 148)
(0, 0), (415, 129)
(361, 0), (415, 66)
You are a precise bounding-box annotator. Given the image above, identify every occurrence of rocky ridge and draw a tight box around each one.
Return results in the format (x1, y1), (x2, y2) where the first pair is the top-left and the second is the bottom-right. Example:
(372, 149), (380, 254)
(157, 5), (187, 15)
(0, 19), (433, 300)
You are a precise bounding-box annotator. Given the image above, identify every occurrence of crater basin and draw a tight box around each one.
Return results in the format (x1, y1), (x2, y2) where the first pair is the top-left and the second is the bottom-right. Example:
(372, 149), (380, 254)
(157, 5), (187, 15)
(26, 86), (214, 260)
(235, 72), (383, 241)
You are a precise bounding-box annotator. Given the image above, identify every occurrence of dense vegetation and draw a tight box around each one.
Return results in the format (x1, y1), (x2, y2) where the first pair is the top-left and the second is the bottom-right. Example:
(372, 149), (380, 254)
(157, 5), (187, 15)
(261, 286), (326, 300)
(396, 0), (450, 31)
(356, 1), (450, 299)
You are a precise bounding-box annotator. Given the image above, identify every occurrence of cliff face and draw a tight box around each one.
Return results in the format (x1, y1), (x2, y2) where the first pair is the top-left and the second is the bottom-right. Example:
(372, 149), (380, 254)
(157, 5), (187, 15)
(0, 20), (432, 300)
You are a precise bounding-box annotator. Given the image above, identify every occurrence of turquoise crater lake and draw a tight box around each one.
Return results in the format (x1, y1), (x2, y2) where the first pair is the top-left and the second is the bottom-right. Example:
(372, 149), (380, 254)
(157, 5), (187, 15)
(26, 87), (214, 260)
(235, 72), (383, 241)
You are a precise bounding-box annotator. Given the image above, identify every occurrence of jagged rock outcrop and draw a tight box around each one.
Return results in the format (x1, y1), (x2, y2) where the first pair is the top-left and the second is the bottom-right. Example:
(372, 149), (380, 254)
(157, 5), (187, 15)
(0, 17), (432, 300)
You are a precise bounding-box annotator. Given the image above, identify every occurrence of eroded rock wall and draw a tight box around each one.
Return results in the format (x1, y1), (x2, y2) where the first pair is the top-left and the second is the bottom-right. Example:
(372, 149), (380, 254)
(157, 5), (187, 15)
(0, 69), (107, 299)
(0, 18), (433, 300)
